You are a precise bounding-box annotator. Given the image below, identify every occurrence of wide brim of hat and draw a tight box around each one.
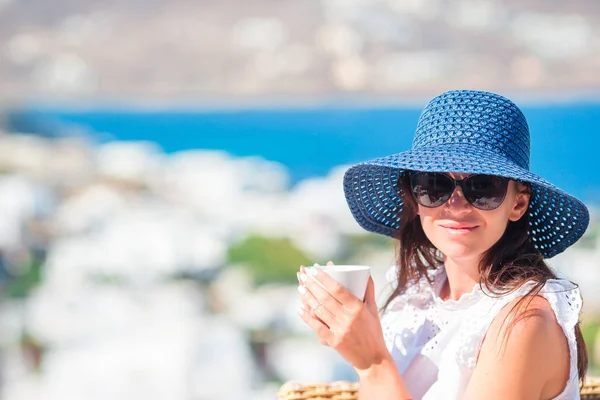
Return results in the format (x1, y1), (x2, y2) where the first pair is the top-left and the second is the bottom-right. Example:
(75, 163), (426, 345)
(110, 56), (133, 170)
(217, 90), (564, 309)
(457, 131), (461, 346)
(343, 143), (590, 258)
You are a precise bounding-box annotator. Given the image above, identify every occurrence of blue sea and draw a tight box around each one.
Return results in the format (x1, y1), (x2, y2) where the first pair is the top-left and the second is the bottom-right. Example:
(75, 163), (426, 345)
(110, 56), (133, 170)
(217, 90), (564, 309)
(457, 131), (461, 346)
(6, 102), (600, 205)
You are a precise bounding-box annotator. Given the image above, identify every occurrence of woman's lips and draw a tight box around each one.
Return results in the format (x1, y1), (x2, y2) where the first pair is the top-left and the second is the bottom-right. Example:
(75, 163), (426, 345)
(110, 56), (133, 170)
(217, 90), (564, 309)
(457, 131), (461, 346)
(439, 225), (478, 235)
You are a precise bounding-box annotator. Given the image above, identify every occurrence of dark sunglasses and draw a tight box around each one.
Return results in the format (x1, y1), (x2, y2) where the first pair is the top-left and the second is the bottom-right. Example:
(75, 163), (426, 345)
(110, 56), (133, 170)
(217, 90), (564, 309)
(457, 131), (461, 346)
(408, 171), (510, 210)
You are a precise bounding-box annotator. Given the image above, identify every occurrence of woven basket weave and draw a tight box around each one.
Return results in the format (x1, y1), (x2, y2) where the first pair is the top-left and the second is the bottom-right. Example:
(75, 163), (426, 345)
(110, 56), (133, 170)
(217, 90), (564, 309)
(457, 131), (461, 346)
(582, 377), (600, 399)
(278, 381), (358, 400)
(278, 377), (600, 400)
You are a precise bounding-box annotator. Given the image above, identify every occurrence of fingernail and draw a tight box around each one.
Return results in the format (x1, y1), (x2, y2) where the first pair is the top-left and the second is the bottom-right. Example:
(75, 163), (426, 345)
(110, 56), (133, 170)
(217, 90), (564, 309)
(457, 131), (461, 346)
(297, 285), (307, 295)
(299, 273), (307, 283)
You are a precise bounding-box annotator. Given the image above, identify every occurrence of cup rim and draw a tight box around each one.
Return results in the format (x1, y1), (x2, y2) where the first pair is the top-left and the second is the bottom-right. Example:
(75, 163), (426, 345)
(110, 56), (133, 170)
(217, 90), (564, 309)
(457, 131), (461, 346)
(319, 265), (371, 271)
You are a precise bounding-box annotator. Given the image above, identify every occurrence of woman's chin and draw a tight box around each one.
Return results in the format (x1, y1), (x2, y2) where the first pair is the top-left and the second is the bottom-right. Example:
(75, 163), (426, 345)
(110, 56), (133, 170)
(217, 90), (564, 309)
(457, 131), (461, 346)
(438, 243), (478, 260)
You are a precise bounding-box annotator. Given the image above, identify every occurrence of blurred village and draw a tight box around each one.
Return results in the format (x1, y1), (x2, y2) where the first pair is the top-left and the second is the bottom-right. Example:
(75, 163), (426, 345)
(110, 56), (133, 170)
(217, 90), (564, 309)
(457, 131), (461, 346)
(1, 0), (600, 101)
(0, 129), (394, 399)
(0, 130), (595, 400)
(1, 0), (600, 399)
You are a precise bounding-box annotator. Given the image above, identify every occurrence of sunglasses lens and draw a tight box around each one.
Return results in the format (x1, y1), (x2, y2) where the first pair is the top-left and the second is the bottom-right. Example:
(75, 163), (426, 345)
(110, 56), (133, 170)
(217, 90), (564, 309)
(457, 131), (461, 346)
(463, 175), (508, 210)
(410, 172), (454, 208)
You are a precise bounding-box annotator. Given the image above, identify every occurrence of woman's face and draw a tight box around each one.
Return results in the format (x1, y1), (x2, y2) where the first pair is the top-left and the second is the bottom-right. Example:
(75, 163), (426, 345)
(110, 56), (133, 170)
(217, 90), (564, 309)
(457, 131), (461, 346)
(417, 172), (530, 262)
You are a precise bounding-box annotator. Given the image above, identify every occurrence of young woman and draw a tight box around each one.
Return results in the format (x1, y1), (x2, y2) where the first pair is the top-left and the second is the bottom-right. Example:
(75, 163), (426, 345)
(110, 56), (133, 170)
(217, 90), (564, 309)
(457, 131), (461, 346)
(296, 90), (589, 399)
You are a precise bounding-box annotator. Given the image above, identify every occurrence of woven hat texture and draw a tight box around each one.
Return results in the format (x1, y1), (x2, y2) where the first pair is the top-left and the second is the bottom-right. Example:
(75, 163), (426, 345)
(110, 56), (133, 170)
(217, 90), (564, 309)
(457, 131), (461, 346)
(343, 89), (589, 258)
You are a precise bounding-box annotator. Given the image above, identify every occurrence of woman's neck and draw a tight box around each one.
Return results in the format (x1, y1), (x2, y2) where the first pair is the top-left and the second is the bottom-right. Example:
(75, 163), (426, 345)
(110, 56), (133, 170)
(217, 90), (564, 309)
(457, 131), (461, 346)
(440, 257), (481, 301)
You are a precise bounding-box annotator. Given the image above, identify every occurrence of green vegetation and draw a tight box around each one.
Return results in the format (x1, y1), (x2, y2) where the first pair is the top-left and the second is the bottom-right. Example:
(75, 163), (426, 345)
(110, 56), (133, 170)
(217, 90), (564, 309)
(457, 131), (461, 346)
(227, 235), (311, 286)
(337, 233), (394, 264)
(582, 317), (600, 374)
(226, 233), (396, 286)
(4, 253), (44, 299)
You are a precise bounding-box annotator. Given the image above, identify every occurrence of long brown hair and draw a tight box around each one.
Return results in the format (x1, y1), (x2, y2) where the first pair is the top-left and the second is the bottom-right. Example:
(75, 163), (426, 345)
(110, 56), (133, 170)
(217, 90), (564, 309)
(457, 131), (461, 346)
(380, 171), (588, 388)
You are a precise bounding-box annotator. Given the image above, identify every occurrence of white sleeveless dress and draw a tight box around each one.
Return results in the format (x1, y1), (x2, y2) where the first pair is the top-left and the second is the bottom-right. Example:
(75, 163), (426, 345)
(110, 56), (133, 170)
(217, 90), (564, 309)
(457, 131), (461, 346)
(380, 264), (583, 400)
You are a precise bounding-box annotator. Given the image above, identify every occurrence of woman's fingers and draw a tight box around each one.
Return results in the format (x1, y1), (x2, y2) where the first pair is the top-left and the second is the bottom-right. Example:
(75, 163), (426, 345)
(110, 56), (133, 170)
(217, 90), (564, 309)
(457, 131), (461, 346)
(296, 262), (353, 346)
(297, 304), (332, 345)
(297, 281), (335, 327)
(302, 266), (360, 310)
(363, 276), (379, 315)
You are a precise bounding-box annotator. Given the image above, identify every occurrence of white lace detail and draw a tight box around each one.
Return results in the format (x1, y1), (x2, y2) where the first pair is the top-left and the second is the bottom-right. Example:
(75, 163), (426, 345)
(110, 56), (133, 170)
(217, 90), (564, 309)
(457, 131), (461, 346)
(452, 279), (582, 399)
(382, 265), (440, 352)
(433, 282), (485, 310)
(382, 264), (583, 400)
(535, 280), (582, 400)
(383, 265), (437, 310)
(385, 265), (399, 286)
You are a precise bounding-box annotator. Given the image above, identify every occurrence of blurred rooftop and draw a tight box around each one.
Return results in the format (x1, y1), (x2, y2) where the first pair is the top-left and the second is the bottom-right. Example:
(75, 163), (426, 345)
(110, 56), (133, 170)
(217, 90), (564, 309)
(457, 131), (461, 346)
(1, 0), (600, 103)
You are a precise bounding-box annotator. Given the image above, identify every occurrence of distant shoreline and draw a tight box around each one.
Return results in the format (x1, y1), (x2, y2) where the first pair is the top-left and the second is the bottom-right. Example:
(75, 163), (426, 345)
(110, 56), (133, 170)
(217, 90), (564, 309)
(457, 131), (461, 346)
(3, 103), (600, 204)
(2, 89), (600, 112)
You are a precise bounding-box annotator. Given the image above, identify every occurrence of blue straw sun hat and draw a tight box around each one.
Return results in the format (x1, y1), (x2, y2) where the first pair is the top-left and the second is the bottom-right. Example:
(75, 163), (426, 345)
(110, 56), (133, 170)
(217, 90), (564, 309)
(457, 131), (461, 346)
(343, 89), (589, 258)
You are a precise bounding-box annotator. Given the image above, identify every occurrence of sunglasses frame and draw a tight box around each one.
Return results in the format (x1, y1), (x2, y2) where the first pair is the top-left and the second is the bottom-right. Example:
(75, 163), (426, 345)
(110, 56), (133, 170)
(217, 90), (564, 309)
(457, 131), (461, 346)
(408, 171), (511, 210)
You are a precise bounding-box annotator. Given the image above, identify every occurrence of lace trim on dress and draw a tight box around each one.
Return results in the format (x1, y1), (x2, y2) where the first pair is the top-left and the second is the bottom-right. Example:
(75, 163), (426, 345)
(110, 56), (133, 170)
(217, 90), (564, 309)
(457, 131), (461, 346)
(537, 280), (582, 400)
(453, 278), (582, 400)
(382, 265), (439, 352)
(383, 265), (439, 311)
(432, 267), (489, 310)
(382, 264), (583, 399)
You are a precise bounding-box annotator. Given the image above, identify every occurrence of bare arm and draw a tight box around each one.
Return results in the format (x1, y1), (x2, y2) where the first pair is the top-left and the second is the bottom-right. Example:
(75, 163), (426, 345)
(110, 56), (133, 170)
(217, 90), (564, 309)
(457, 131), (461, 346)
(461, 296), (570, 400)
(355, 355), (413, 400)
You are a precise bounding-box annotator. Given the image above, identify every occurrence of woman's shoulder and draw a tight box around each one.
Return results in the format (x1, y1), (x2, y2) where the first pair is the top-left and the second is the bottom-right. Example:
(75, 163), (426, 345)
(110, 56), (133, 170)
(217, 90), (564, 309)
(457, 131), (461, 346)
(467, 277), (582, 398)
(476, 277), (582, 350)
(488, 292), (566, 344)
(497, 277), (583, 328)
(472, 291), (572, 398)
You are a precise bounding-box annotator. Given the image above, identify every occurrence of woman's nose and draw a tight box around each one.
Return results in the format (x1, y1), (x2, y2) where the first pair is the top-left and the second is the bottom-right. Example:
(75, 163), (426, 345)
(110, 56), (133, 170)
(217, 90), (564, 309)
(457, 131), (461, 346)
(445, 185), (471, 211)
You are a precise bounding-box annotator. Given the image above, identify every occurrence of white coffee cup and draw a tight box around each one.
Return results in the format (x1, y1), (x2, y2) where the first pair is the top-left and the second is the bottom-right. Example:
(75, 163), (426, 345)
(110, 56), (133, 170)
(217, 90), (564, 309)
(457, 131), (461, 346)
(308, 265), (371, 301)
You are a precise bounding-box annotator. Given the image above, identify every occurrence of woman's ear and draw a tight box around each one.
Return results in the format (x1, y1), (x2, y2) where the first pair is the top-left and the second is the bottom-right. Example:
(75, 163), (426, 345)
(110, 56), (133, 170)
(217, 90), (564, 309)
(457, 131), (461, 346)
(508, 182), (530, 222)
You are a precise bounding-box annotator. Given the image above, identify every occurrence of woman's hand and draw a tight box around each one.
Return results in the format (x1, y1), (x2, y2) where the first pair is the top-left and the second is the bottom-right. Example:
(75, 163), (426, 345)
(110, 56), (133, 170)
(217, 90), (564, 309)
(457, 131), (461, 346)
(296, 263), (389, 371)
